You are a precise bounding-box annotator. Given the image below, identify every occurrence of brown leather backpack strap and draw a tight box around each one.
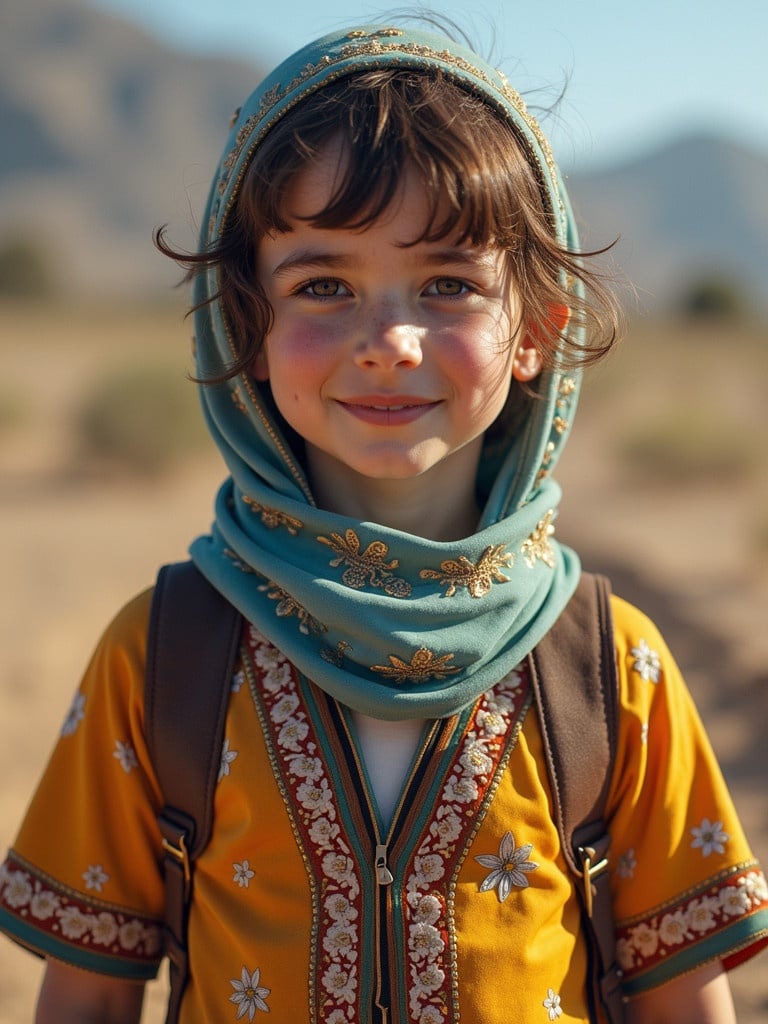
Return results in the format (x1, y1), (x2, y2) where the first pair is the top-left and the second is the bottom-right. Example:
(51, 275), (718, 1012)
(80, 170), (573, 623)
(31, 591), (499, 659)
(145, 561), (243, 1024)
(528, 572), (624, 1024)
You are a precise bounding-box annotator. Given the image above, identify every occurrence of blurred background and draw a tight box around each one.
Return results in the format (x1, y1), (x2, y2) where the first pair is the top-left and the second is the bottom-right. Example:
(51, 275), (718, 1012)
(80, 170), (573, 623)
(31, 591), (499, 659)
(1, 0), (766, 1019)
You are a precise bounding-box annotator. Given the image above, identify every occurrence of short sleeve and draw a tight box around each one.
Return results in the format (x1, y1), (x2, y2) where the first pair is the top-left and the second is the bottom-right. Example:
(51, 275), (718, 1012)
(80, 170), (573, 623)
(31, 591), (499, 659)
(607, 595), (768, 997)
(0, 588), (165, 980)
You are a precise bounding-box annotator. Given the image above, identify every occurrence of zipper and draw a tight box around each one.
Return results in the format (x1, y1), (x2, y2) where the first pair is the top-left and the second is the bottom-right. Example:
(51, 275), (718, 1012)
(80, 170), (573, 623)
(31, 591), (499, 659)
(339, 711), (444, 1024)
(373, 843), (394, 1024)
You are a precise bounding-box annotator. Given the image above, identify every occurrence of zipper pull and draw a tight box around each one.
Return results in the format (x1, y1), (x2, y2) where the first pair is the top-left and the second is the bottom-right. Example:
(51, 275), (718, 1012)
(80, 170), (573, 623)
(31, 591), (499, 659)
(375, 844), (394, 885)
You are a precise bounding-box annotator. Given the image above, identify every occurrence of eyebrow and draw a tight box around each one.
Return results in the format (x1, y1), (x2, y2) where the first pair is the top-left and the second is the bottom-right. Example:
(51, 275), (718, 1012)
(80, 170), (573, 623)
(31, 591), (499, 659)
(269, 245), (496, 279)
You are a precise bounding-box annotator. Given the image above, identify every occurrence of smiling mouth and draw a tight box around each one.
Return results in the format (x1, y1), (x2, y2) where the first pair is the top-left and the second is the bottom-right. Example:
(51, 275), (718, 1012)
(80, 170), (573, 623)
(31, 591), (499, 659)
(338, 398), (439, 425)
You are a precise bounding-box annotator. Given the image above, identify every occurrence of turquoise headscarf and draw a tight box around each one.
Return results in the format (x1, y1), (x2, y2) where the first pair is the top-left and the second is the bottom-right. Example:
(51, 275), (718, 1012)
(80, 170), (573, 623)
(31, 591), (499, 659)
(189, 24), (584, 720)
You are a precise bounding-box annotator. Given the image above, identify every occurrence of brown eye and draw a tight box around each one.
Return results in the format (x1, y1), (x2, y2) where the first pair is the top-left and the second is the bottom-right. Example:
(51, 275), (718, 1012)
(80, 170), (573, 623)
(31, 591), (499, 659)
(308, 279), (341, 296)
(432, 278), (464, 296)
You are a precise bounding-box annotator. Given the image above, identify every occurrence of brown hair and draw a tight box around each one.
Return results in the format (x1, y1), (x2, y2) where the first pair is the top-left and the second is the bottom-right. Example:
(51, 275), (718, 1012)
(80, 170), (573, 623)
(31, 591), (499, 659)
(156, 68), (622, 381)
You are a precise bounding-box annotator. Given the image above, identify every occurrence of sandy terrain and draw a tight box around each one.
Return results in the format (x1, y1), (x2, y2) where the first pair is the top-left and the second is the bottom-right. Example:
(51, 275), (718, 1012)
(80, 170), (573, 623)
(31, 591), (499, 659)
(0, 302), (765, 1020)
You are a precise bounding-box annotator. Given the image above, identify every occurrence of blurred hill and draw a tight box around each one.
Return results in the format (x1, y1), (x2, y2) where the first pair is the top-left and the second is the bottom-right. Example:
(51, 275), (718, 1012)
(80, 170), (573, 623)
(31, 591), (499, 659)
(2, 0), (767, 310)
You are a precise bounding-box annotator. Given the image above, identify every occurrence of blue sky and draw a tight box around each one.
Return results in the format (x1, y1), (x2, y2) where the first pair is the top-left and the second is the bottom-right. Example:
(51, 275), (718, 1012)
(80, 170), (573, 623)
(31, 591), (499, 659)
(87, 0), (768, 169)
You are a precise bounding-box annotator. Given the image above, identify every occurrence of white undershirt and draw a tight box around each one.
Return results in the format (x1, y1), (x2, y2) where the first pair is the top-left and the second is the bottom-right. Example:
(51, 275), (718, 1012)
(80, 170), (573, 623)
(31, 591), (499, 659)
(351, 712), (425, 828)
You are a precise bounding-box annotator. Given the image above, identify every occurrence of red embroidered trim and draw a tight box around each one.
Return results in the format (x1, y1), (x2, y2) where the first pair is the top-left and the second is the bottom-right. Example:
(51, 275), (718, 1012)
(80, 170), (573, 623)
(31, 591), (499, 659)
(616, 865), (768, 981)
(0, 853), (162, 966)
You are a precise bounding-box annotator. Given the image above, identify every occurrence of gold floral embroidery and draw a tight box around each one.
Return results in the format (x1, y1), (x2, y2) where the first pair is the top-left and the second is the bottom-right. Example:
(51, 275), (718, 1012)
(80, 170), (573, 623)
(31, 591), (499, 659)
(317, 530), (412, 597)
(214, 39), (563, 239)
(371, 648), (460, 683)
(419, 544), (514, 598)
(320, 640), (352, 667)
(259, 581), (326, 635)
(553, 416), (568, 435)
(242, 496), (303, 535)
(224, 548), (257, 573)
(520, 511), (556, 569)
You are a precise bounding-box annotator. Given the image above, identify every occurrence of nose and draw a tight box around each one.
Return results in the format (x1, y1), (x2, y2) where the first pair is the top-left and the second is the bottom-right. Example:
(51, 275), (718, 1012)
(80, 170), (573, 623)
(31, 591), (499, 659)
(353, 304), (424, 370)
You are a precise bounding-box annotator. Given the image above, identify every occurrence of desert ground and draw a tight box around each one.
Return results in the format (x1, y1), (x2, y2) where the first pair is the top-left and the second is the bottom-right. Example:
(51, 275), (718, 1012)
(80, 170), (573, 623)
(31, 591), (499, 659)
(0, 299), (765, 1020)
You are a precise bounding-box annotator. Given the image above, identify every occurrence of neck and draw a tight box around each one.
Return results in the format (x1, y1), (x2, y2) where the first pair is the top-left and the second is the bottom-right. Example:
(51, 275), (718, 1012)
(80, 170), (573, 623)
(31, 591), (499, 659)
(307, 449), (481, 542)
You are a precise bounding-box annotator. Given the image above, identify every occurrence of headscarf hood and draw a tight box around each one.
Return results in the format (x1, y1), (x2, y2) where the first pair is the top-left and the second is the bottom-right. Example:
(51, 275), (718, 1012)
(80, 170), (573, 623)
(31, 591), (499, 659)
(189, 25), (584, 720)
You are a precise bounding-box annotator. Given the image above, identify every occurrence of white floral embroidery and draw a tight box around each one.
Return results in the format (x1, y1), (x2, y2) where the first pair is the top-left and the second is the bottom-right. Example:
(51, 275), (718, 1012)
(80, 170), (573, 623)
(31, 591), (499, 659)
(30, 889), (60, 920)
(325, 1012), (348, 1024)
(630, 921), (659, 958)
(61, 692), (86, 736)
(630, 639), (661, 683)
(402, 667), (525, 1024)
(688, 895), (719, 931)
(543, 988), (563, 1020)
(219, 738), (239, 781)
(118, 919), (145, 950)
(58, 905), (90, 938)
(308, 816), (340, 846)
(616, 937), (635, 971)
(91, 912), (120, 946)
(0, 861), (161, 957)
(691, 818), (729, 857)
(113, 740), (138, 773)
(321, 962), (355, 1005)
(277, 716), (309, 752)
(270, 692), (299, 723)
(246, 629), (362, 1018)
(617, 868), (768, 975)
(659, 909), (691, 945)
(475, 830), (539, 902)
(617, 849), (637, 879)
(326, 892), (358, 923)
(288, 754), (323, 780)
(82, 864), (109, 892)
(323, 922), (357, 961)
(233, 860), (255, 888)
(719, 886), (751, 917)
(739, 871), (768, 905)
(231, 669), (246, 693)
(3, 871), (32, 908)
(229, 965), (270, 1018)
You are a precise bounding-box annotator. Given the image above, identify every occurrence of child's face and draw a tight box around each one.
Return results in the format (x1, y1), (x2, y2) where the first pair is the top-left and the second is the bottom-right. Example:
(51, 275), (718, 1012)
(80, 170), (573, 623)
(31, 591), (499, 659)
(253, 140), (542, 516)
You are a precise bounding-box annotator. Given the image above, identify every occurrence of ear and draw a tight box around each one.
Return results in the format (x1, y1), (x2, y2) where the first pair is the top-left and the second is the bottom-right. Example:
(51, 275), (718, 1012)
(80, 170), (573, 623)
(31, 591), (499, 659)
(511, 334), (543, 382)
(251, 346), (270, 382)
(513, 305), (570, 382)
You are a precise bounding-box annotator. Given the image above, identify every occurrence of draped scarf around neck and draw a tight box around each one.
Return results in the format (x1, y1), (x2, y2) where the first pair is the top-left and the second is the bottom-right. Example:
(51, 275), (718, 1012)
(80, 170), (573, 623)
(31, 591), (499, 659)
(188, 25), (586, 720)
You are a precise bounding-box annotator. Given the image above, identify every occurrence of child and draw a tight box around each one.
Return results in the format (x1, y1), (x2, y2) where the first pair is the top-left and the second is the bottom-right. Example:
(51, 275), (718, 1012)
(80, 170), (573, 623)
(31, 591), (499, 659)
(1, 23), (766, 1024)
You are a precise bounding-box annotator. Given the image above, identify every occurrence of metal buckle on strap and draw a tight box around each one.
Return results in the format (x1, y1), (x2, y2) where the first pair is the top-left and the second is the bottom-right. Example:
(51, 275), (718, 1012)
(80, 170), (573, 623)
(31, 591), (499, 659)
(162, 832), (191, 887)
(578, 845), (609, 918)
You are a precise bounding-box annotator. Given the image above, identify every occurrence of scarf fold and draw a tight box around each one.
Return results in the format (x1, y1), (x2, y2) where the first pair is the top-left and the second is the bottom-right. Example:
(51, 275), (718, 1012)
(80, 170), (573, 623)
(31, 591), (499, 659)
(189, 25), (586, 720)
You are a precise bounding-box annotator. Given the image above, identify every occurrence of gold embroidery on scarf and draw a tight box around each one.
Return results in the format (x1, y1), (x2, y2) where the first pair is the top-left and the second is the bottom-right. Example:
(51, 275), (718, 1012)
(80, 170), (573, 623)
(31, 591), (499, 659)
(320, 640), (352, 667)
(419, 544), (515, 598)
(231, 387), (247, 414)
(371, 648), (460, 683)
(259, 581), (327, 635)
(553, 416), (568, 435)
(242, 496), (303, 535)
(520, 511), (556, 569)
(317, 530), (412, 597)
(215, 41), (563, 238)
(223, 548), (257, 573)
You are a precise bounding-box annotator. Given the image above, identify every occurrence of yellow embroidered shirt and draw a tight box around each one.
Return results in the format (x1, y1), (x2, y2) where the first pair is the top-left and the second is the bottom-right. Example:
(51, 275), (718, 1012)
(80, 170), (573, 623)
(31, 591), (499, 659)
(0, 589), (766, 1023)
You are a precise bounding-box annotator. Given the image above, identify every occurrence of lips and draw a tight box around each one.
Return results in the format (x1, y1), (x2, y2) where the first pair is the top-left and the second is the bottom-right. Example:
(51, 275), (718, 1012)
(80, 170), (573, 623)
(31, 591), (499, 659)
(336, 395), (440, 426)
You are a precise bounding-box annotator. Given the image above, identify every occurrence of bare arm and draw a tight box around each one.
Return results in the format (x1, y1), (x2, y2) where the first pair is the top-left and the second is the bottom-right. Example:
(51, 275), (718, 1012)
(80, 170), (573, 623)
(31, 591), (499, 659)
(36, 960), (145, 1024)
(626, 960), (736, 1024)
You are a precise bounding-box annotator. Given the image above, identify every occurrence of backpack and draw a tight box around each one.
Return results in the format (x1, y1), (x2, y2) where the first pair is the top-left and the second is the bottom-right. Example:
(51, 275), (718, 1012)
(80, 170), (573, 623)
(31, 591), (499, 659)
(146, 561), (625, 1024)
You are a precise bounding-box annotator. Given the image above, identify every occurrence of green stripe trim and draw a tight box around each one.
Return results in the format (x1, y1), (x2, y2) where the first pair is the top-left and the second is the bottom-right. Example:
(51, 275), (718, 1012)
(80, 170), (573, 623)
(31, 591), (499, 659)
(0, 907), (161, 981)
(622, 909), (768, 997)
